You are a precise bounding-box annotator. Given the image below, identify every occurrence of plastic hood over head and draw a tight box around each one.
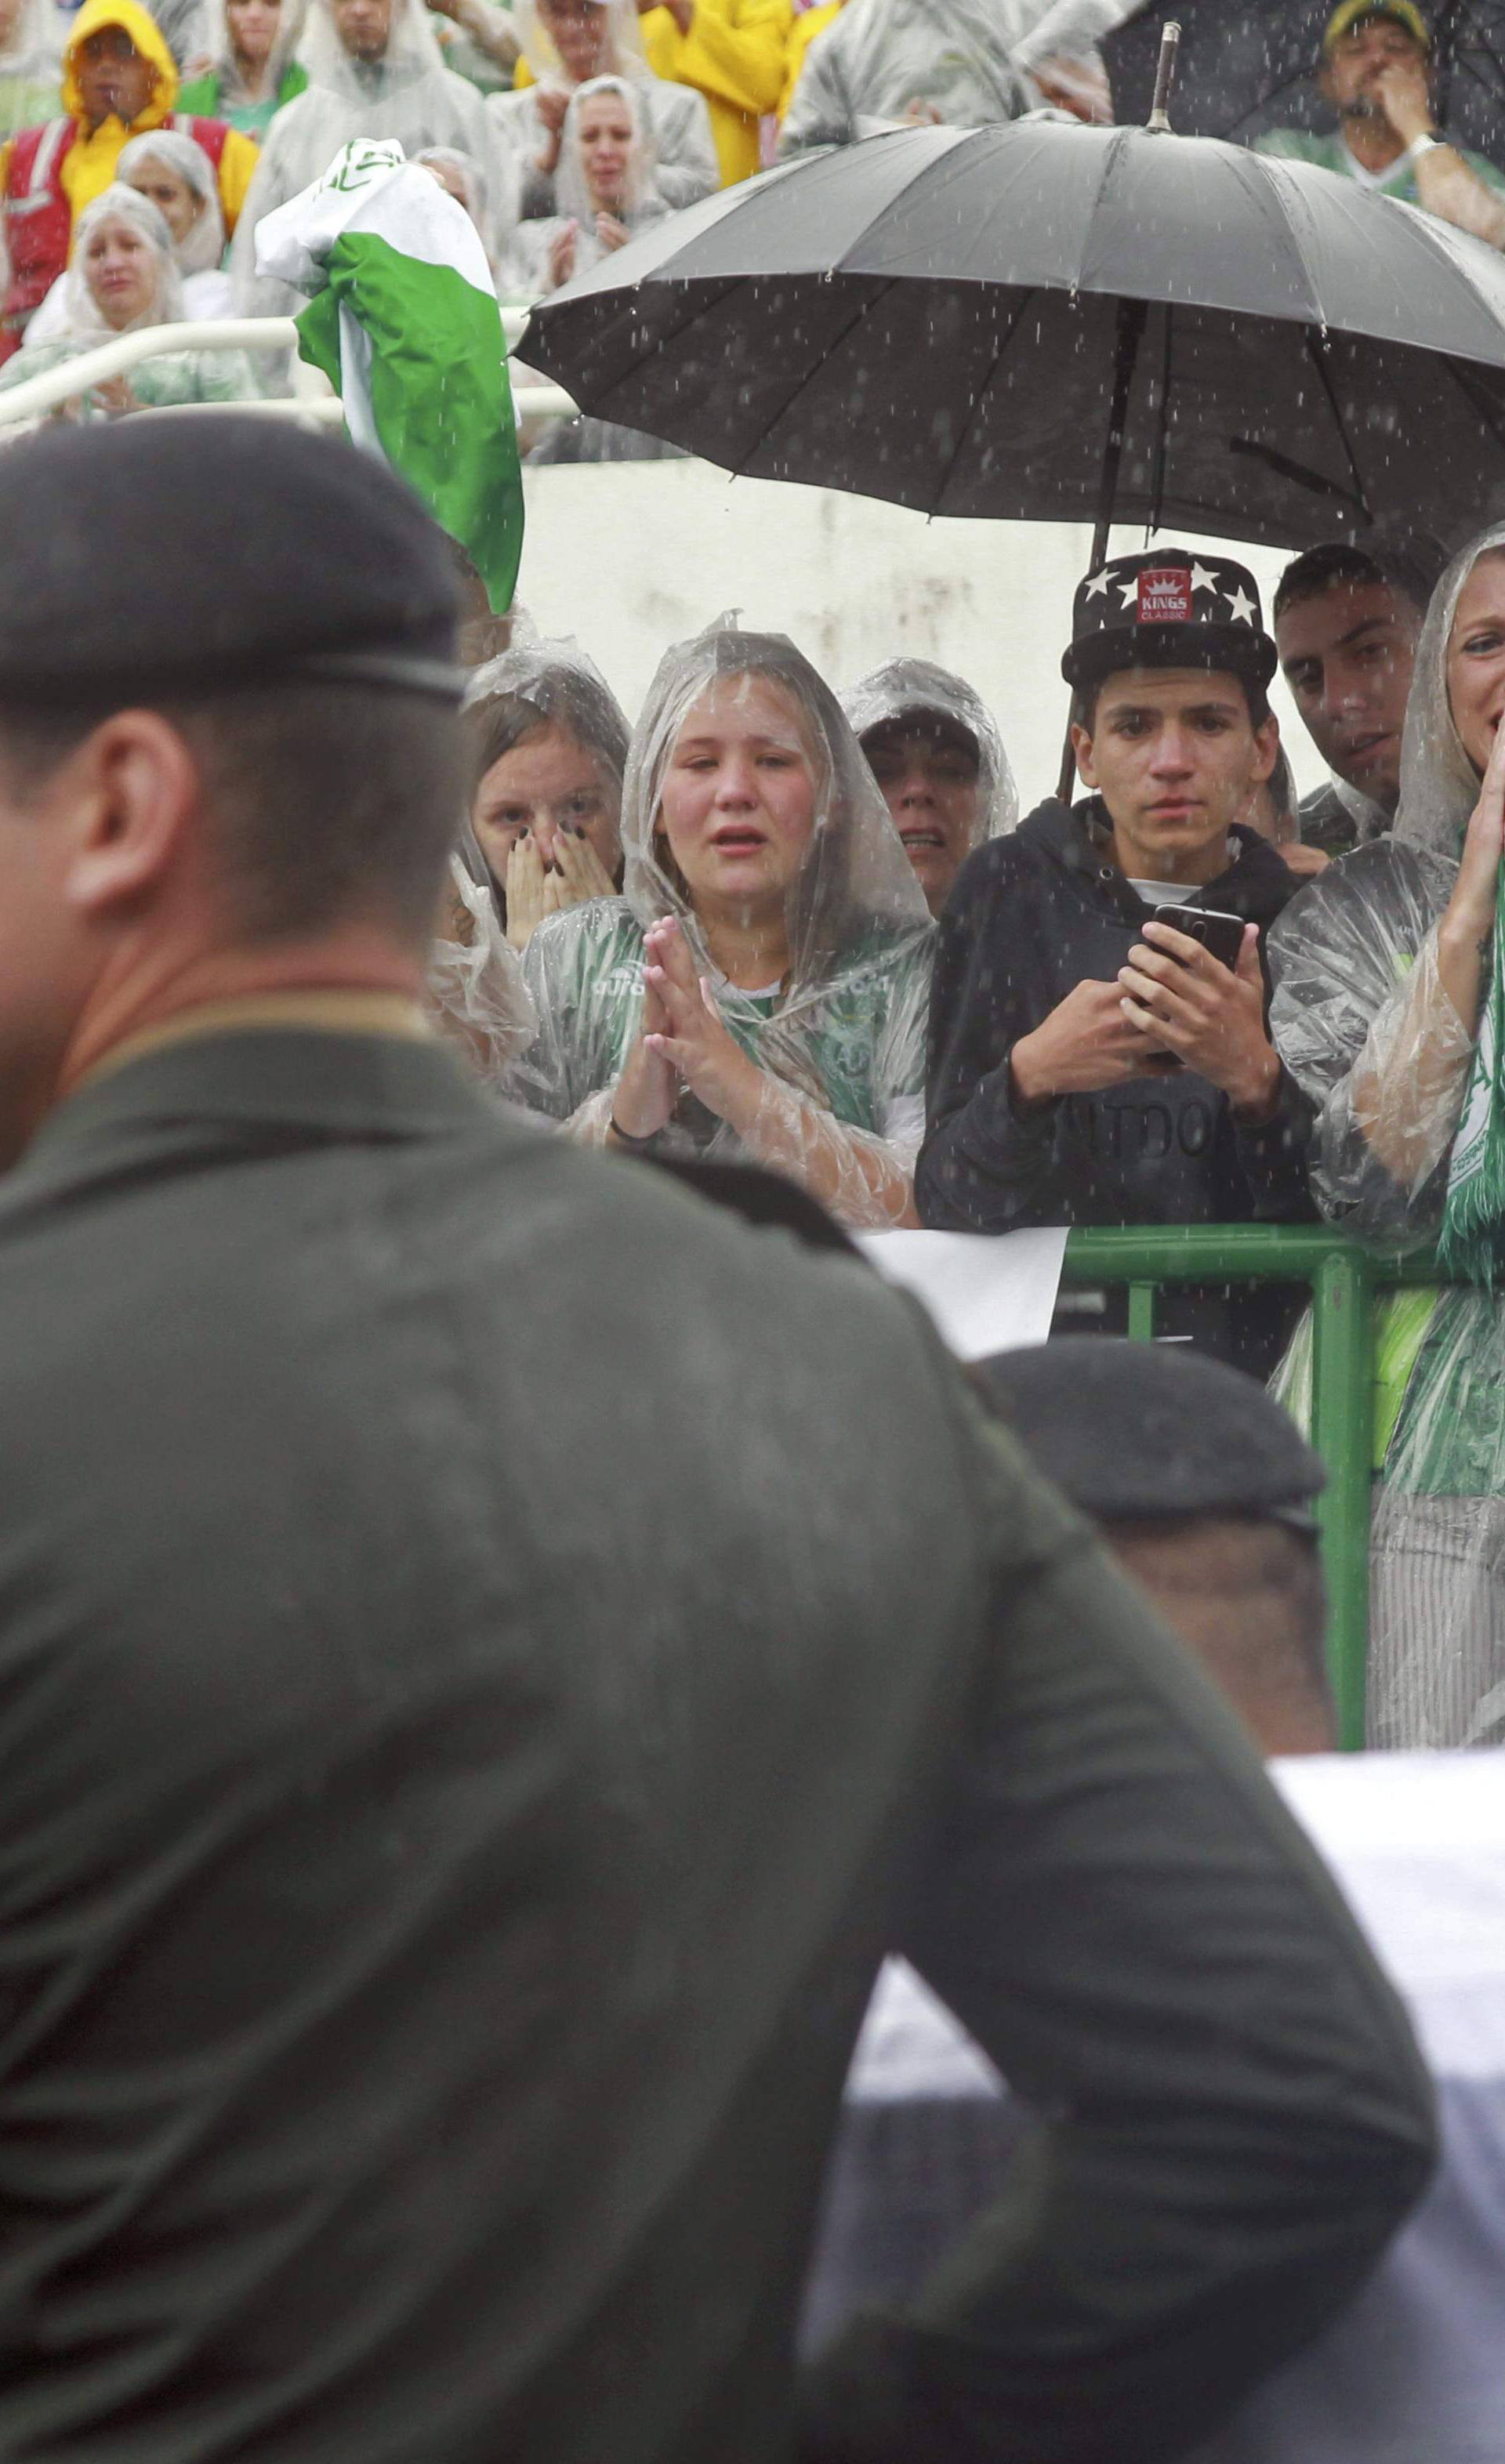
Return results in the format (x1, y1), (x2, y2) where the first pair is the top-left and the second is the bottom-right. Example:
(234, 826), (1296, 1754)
(1394, 521), (1505, 861)
(554, 73), (657, 223)
(117, 128), (225, 274)
(515, 0), (648, 86)
(63, 180), (183, 337)
(198, 0), (308, 96)
(465, 630), (631, 785)
(840, 656), (1019, 846)
(622, 618), (931, 1019)
(298, 0), (448, 98)
(63, 0), (178, 121)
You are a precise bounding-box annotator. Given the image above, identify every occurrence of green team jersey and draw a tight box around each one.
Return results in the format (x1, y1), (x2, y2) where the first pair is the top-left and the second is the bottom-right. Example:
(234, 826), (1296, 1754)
(1256, 124), (1505, 210)
(517, 897), (934, 1157)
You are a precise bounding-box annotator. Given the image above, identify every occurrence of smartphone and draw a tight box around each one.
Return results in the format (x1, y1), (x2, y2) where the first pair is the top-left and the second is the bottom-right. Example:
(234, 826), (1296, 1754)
(1149, 904), (1249, 972)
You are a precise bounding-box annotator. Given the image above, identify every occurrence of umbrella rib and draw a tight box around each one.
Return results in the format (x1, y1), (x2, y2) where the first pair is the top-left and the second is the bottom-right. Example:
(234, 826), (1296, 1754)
(720, 277), (896, 481)
(925, 289), (1037, 520)
(1301, 330), (1372, 524)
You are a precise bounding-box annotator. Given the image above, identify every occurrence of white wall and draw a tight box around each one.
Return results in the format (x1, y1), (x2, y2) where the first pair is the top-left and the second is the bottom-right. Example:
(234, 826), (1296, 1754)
(517, 455), (1328, 811)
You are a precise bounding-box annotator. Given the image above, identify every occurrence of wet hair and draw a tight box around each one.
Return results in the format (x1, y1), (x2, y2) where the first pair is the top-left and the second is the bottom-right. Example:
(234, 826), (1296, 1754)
(1273, 538), (1441, 626)
(0, 682), (466, 947)
(462, 669), (630, 798)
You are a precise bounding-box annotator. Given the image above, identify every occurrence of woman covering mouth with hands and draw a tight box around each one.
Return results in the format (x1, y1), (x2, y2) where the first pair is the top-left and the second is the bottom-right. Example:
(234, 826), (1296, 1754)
(513, 619), (935, 1229)
(1268, 524), (1505, 1750)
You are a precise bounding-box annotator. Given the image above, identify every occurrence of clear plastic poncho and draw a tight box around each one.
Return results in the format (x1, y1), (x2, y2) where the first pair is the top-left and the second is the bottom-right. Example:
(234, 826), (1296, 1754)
(840, 655), (1020, 846)
(426, 850), (539, 1089)
(193, 0), (308, 112)
(462, 627), (631, 904)
(1267, 521), (1505, 1749)
(413, 143), (500, 259)
(491, 6), (717, 225)
(57, 182), (184, 336)
(117, 129), (227, 274)
(513, 620), (937, 1230)
(503, 72), (668, 289)
(231, 0), (520, 317)
(778, 0), (1035, 154)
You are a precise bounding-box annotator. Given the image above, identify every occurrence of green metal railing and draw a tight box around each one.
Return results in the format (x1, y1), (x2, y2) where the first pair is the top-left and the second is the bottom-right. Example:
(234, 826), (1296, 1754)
(1061, 1227), (1439, 1751)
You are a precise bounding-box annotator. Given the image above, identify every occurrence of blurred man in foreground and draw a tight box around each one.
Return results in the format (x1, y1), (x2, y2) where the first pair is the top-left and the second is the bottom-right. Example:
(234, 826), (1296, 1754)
(0, 415), (1432, 2464)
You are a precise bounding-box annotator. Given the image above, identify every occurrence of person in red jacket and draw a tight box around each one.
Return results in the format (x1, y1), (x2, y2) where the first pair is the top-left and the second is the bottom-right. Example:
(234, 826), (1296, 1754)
(0, 0), (256, 357)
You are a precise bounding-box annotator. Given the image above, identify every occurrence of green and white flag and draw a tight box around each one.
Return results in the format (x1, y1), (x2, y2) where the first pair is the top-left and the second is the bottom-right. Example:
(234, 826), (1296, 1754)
(1440, 857), (1505, 1284)
(256, 139), (523, 613)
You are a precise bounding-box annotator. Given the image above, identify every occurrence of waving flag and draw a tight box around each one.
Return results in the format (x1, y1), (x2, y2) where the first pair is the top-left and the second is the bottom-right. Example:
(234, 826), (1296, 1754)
(256, 140), (523, 614)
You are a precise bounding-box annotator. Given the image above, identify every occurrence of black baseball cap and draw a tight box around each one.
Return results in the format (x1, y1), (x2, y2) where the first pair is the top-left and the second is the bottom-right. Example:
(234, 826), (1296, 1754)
(1061, 549), (1278, 697)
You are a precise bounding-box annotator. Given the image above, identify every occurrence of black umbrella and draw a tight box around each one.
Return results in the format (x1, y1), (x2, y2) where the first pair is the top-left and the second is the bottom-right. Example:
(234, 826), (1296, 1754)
(520, 113), (1505, 561)
(1104, 0), (1505, 159)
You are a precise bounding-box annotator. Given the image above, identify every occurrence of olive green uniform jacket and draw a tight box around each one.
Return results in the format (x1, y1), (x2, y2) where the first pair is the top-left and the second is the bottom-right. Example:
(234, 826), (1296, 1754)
(0, 1024), (1434, 2462)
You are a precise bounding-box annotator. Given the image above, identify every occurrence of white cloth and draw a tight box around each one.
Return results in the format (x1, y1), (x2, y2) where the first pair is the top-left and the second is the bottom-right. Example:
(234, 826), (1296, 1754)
(232, 0), (520, 317)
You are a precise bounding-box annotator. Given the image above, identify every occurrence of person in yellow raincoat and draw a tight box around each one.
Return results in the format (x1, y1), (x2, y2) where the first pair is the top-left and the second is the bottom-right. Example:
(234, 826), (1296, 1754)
(0, 0), (257, 357)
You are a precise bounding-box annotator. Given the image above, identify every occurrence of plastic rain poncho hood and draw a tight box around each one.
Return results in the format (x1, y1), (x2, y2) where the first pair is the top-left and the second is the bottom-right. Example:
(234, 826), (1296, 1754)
(193, 0), (308, 113)
(840, 655), (1020, 849)
(117, 128), (225, 274)
(493, 3), (716, 223)
(231, 0), (518, 315)
(59, 179), (183, 335)
(462, 629), (631, 904)
(1267, 522), (1505, 1750)
(513, 620), (936, 1229)
(506, 73), (668, 288)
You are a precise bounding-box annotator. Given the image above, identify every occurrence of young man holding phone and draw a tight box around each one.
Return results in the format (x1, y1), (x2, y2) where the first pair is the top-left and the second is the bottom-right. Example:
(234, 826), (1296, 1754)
(917, 549), (1315, 1368)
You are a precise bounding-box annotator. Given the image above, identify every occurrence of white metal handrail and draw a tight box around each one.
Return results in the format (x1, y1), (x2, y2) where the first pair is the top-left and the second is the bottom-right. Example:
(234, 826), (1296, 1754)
(0, 306), (575, 429)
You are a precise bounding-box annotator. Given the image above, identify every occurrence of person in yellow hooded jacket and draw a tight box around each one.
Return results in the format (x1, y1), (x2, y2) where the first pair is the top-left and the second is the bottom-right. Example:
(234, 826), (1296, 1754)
(778, 0), (839, 118)
(0, 0), (256, 357)
(508, 0), (788, 192)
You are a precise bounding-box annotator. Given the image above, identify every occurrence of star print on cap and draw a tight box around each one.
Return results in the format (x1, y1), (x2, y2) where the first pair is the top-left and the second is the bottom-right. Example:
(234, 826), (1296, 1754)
(1061, 546), (1278, 694)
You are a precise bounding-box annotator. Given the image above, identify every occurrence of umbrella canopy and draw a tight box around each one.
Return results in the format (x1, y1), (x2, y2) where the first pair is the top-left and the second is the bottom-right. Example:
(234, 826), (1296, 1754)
(1105, 1), (1505, 160)
(519, 118), (1505, 556)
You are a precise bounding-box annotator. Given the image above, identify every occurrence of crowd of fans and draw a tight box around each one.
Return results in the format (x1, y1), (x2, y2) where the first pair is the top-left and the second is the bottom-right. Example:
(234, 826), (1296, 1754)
(5, 0), (1502, 396)
(0, 0), (1501, 1738)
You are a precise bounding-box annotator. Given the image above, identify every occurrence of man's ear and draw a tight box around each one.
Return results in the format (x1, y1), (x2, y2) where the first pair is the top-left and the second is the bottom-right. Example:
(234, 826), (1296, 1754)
(1070, 721), (1097, 791)
(62, 712), (201, 921)
(1249, 716), (1280, 789)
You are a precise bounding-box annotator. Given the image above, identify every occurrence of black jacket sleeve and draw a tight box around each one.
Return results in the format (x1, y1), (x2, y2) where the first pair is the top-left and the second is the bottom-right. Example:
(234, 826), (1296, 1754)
(800, 1410), (1436, 2464)
(917, 850), (1066, 1232)
(1228, 1063), (1318, 1221)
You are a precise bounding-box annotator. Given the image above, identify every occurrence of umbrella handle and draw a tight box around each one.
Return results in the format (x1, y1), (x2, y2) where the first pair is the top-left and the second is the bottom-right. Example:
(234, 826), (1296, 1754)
(1146, 19), (1181, 132)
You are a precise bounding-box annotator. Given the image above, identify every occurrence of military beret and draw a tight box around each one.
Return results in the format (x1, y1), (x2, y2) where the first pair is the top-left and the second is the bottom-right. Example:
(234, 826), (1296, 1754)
(975, 1339), (1325, 1529)
(0, 415), (464, 704)
(1061, 548), (1278, 695)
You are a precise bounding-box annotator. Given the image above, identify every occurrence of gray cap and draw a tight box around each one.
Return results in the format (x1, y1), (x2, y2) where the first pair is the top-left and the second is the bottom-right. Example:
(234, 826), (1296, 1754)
(0, 415), (465, 705)
(976, 1339), (1325, 1530)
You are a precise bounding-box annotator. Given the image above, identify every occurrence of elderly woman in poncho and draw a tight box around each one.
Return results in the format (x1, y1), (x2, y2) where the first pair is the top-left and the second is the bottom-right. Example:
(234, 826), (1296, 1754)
(514, 618), (935, 1230)
(1268, 523), (1505, 1748)
(0, 181), (258, 416)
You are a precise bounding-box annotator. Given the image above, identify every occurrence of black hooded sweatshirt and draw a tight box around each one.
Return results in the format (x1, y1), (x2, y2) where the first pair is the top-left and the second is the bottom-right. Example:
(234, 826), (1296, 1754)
(917, 797), (1315, 1370)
